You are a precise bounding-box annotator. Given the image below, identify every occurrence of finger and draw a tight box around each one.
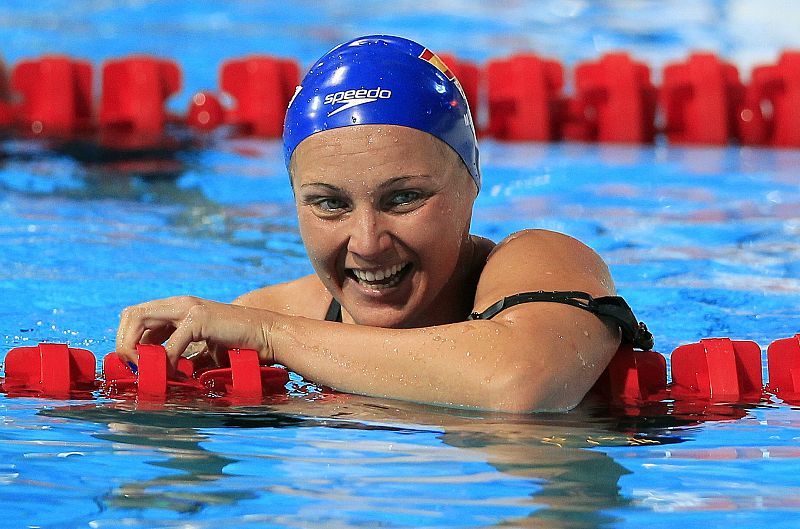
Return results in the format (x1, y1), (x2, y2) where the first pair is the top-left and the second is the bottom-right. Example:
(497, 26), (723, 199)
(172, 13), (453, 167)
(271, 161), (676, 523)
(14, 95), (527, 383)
(183, 341), (218, 370)
(115, 297), (197, 363)
(208, 342), (231, 368)
(116, 306), (147, 364)
(163, 305), (206, 371)
(141, 327), (176, 346)
(182, 340), (209, 359)
(187, 350), (218, 371)
(163, 303), (249, 370)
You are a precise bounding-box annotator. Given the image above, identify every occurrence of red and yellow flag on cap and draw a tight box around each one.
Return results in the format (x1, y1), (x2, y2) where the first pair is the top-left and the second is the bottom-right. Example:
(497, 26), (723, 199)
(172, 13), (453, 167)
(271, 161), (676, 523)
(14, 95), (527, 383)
(419, 48), (455, 81)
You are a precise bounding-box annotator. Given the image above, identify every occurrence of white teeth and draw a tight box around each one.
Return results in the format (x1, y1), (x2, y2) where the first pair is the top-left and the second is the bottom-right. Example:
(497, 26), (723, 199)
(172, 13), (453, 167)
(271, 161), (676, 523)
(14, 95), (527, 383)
(351, 263), (407, 285)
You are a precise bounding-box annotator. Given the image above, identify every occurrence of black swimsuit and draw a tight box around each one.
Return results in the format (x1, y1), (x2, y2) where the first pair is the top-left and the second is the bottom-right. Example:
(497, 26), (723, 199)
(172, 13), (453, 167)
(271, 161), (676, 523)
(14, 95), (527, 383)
(324, 290), (654, 350)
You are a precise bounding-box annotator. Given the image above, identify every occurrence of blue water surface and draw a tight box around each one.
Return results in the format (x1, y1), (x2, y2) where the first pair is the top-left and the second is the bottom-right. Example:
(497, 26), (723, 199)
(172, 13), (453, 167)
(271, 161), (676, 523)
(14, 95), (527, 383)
(1, 1), (800, 528)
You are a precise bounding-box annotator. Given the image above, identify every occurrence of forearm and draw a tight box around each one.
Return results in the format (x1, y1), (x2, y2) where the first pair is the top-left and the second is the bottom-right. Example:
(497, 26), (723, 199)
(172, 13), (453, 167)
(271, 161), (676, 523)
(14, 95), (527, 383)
(270, 315), (509, 409)
(266, 310), (610, 412)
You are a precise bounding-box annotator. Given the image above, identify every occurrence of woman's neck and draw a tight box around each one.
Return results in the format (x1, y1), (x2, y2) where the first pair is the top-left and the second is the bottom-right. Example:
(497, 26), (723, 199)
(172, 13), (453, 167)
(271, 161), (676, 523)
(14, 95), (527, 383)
(406, 234), (495, 327)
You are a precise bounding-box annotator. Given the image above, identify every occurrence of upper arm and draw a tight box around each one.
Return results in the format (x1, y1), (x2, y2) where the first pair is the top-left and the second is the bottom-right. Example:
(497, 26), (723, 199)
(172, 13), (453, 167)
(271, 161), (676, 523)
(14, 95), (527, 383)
(473, 229), (620, 410)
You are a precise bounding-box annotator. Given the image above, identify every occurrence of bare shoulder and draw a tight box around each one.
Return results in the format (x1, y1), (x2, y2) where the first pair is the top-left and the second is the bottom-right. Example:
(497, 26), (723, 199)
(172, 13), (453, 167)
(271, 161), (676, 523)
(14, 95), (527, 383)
(471, 229), (621, 409)
(474, 229), (616, 312)
(232, 274), (332, 320)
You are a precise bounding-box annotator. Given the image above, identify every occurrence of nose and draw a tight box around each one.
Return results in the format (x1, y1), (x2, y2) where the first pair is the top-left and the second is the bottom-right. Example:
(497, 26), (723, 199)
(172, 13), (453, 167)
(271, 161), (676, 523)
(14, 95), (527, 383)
(346, 208), (393, 260)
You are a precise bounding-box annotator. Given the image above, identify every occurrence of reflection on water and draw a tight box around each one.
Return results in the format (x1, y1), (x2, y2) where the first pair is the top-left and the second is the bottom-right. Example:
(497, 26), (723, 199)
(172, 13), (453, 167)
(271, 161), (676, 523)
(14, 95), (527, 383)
(2, 135), (800, 527)
(24, 394), (700, 529)
(0, 134), (299, 249)
(1, 1), (800, 527)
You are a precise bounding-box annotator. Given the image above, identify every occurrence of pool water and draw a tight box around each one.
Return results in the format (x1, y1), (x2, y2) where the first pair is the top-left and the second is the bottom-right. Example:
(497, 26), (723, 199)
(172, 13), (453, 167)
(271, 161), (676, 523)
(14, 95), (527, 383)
(2, 2), (800, 528)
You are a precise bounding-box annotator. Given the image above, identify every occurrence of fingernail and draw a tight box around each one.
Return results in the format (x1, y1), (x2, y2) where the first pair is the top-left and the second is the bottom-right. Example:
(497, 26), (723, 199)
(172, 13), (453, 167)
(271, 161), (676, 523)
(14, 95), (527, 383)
(127, 361), (138, 374)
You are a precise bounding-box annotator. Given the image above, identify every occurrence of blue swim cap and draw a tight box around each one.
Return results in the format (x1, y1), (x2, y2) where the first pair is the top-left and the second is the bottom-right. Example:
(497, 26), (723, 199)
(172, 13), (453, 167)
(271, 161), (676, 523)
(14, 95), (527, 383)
(283, 35), (480, 189)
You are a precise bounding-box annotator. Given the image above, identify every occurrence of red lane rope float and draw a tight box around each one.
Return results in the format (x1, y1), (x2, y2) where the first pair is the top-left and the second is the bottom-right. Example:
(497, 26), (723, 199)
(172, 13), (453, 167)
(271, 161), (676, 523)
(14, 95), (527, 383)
(660, 53), (746, 145)
(101, 344), (290, 402)
(2, 336), (800, 408)
(11, 55), (94, 136)
(747, 52), (800, 147)
(99, 56), (181, 140)
(3, 50), (800, 148)
(3, 343), (96, 397)
(591, 335), (799, 406)
(767, 334), (800, 401)
(217, 56), (300, 137)
(671, 338), (763, 401)
(486, 53), (565, 141)
(567, 52), (658, 143)
(0, 342), (289, 402)
(590, 345), (668, 404)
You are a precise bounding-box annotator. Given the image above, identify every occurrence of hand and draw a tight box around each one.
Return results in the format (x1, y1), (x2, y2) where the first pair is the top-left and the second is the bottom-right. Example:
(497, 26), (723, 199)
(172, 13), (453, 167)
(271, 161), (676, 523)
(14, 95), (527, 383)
(116, 296), (274, 371)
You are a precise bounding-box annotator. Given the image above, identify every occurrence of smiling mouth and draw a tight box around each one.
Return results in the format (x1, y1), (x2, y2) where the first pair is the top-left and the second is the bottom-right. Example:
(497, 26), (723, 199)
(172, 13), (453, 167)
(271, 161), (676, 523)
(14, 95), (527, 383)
(348, 262), (411, 290)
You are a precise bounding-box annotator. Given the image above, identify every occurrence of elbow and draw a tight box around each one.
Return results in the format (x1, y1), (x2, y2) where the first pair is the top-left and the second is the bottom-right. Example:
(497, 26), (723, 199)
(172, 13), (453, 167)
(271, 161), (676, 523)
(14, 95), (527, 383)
(478, 365), (584, 414)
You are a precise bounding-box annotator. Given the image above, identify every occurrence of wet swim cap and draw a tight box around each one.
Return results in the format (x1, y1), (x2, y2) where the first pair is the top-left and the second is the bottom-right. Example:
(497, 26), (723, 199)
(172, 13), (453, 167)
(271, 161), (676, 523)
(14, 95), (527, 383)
(283, 35), (480, 189)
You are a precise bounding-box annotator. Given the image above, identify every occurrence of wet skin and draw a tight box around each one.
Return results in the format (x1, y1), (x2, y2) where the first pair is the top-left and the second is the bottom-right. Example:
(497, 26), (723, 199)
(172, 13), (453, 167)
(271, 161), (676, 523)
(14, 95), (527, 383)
(290, 125), (483, 328)
(116, 124), (621, 412)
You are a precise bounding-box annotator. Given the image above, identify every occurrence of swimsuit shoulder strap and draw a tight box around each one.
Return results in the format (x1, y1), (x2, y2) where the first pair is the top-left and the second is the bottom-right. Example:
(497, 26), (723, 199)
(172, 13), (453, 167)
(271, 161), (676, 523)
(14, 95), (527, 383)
(325, 297), (343, 322)
(468, 290), (654, 350)
(324, 291), (652, 349)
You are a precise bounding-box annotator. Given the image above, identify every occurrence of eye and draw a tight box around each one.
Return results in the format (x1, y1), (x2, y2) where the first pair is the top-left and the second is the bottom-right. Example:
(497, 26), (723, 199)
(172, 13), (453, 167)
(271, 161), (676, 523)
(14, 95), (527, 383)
(385, 190), (423, 209)
(301, 195), (351, 217)
(315, 197), (349, 212)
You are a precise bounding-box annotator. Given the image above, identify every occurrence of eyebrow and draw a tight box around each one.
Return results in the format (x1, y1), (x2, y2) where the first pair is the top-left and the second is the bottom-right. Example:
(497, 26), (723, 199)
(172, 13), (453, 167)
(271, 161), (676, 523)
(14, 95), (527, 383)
(299, 175), (431, 192)
(298, 182), (341, 192)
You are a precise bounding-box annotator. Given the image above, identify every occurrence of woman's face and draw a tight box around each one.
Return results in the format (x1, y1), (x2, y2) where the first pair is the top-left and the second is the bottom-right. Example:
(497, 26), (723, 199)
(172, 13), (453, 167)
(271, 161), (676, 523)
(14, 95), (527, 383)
(290, 125), (477, 328)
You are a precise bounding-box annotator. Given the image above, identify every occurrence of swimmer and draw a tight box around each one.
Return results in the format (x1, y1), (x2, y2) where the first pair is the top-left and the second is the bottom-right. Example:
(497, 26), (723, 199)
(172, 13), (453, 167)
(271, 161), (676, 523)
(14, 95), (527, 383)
(115, 35), (652, 412)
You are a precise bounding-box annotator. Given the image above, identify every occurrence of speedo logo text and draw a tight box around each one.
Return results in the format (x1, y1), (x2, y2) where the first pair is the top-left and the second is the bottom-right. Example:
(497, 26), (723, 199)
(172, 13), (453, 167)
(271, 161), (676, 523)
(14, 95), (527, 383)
(324, 87), (392, 116)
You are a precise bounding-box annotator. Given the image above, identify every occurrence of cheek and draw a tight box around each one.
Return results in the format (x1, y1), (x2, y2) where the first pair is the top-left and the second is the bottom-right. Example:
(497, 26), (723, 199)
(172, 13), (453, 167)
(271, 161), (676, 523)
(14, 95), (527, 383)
(422, 195), (472, 235)
(405, 197), (471, 260)
(297, 211), (340, 268)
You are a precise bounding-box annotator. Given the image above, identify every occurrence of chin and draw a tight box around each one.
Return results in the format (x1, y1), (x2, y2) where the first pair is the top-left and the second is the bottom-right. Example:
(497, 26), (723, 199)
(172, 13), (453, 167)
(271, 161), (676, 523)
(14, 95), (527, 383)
(350, 307), (414, 328)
